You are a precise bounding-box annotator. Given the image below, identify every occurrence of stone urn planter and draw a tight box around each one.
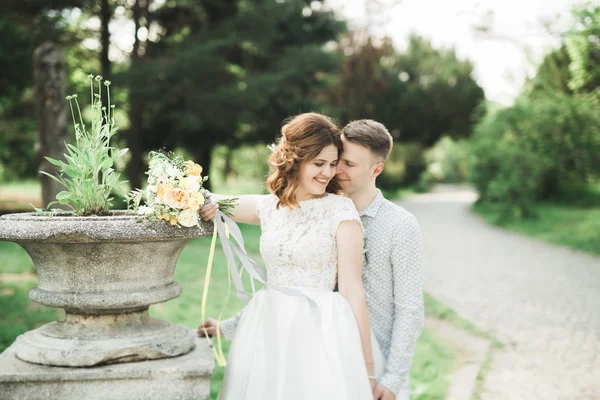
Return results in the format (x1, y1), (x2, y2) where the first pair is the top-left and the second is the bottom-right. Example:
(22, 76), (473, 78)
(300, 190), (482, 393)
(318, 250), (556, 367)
(0, 211), (211, 367)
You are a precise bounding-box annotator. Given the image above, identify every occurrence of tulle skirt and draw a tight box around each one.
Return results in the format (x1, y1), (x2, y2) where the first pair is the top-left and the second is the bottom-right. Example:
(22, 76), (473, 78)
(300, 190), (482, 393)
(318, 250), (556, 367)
(219, 286), (384, 400)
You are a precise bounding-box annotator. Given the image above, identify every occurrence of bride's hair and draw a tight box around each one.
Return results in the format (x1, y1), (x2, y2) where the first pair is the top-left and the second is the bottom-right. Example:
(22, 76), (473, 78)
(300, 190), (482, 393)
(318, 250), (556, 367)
(267, 112), (343, 209)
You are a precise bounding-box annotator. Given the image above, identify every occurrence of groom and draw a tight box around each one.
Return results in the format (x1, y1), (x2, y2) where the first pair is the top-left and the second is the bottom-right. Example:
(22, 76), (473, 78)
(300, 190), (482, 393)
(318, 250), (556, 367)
(198, 119), (424, 400)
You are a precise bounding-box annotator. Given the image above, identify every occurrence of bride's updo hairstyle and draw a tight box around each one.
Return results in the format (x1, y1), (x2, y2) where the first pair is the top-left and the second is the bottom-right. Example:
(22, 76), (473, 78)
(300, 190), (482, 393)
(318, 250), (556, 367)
(267, 112), (343, 209)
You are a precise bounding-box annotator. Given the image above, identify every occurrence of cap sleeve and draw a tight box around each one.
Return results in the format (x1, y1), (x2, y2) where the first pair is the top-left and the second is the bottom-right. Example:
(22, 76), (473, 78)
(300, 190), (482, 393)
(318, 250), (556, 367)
(255, 194), (275, 222)
(331, 196), (361, 235)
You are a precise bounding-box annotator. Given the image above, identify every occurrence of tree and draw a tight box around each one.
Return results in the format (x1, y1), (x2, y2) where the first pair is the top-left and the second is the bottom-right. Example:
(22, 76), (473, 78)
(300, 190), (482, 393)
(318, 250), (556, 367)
(328, 33), (485, 147)
(122, 0), (345, 189)
(0, 0), (91, 181)
(525, 45), (572, 96)
(565, 3), (600, 93)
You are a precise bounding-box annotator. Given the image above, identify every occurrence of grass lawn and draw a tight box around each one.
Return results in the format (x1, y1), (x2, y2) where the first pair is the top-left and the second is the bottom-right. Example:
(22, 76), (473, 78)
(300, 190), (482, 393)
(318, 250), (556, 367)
(473, 202), (600, 256)
(424, 293), (486, 338)
(0, 179), (41, 198)
(0, 179), (42, 211)
(0, 281), (61, 353)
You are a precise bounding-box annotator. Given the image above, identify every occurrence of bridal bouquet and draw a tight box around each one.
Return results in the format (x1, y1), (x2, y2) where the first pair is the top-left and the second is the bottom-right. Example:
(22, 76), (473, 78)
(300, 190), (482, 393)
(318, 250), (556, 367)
(128, 151), (236, 227)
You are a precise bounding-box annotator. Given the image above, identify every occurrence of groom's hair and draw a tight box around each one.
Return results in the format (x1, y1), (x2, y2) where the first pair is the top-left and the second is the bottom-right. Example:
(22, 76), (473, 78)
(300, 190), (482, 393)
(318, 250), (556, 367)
(342, 120), (393, 161)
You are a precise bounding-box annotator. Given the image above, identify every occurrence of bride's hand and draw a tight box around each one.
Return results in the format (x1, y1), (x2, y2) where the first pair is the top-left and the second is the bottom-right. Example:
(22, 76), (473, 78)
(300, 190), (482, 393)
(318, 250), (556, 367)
(369, 377), (377, 394)
(199, 193), (219, 221)
(197, 318), (223, 337)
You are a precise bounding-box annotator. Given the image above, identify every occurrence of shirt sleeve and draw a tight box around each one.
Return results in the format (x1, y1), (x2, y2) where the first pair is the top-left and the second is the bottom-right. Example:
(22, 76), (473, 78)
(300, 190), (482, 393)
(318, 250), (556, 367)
(219, 307), (245, 340)
(379, 214), (425, 395)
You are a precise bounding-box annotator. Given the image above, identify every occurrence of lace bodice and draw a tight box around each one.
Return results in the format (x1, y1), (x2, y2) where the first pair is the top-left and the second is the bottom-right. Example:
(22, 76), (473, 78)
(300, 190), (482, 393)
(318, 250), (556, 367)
(256, 193), (361, 290)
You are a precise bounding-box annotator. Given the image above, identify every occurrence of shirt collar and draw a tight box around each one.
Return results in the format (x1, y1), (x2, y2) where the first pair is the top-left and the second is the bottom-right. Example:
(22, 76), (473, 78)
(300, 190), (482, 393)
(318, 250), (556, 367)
(358, 189), (385, 219)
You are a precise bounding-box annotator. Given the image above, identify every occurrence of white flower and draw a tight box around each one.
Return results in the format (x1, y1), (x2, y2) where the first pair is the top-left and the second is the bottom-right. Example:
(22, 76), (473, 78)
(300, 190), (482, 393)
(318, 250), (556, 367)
(166, 165), (183, 179)
(179, 175), (201, 193)
(178, 208), (199, 227)
(138, 205), (154, 215)
(149, 162), (164, 176)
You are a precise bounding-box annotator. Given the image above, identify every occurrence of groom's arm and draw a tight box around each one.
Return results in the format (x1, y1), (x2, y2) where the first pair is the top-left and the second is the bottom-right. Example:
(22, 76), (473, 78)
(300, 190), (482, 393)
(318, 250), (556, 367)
(379, 214), (424, 396)
(219, 307), (245, 340)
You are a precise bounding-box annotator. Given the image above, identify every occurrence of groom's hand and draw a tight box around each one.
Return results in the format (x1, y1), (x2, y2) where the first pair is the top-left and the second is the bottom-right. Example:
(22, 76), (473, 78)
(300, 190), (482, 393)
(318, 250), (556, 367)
(197, 318), (223, 338)
(373, 384), (396, 400)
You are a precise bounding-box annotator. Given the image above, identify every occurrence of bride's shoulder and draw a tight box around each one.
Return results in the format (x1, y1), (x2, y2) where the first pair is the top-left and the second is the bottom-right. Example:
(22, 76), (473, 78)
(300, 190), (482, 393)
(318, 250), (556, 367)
(322, 194), (360, 233)
(325, 193), (354, 206)
(324, 194), (357, 214)
(255, 193), (277, 216)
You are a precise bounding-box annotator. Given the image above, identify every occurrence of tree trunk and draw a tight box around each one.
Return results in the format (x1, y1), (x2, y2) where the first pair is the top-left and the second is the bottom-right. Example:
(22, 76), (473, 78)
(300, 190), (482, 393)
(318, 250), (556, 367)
(223, 147), (233, 180)
(100, 0), (111, 82)
(195, 144), (213, 191)
(126, 0), (143, 190)
(127, 101), (144, 190)
(99, 0), (112, 187)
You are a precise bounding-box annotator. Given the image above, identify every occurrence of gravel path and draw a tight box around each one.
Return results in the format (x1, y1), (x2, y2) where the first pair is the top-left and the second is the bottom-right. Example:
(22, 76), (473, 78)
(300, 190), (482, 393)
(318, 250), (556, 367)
(397, 185), (600, 400)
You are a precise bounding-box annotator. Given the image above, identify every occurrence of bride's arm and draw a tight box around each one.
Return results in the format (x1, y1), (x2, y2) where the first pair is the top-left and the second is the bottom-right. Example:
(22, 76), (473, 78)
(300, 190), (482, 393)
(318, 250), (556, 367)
(337, 220), (376, 389)
(200, 193), (264, 226)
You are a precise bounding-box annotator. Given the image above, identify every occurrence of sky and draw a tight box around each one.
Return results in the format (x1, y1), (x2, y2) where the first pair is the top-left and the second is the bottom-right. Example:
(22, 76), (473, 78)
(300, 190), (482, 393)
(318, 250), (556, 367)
(326, 0), (587, 104)
(92, 0), (587, 105)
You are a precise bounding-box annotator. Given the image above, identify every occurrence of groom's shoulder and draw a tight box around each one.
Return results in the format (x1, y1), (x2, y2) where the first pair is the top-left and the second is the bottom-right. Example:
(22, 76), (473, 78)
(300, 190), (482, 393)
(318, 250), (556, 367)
(378, 195), (417, 226)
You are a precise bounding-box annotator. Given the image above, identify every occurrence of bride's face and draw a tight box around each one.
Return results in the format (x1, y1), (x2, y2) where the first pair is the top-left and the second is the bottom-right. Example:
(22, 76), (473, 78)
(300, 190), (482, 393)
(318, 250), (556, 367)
(295, 144), (339, 201)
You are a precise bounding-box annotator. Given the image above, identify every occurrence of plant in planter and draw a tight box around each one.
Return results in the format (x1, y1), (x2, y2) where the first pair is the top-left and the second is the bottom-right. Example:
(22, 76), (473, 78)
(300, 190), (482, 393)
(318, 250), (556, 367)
(40, 75), (128, 215)
(0, 75), (212, 368)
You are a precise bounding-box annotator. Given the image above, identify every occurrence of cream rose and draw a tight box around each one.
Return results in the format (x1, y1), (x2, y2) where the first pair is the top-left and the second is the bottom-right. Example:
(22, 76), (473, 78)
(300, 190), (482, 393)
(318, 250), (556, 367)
(185, 160), (203, 176)
(163, 188), (190, 209)
(178, 208), (199, 227)
(187, 192), (205, 211)
(156, 183), (173, 202)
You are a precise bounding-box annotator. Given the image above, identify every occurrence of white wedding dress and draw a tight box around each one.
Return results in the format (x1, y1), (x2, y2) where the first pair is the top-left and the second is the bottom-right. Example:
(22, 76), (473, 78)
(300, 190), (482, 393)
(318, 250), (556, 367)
(219, 193), (383, 399)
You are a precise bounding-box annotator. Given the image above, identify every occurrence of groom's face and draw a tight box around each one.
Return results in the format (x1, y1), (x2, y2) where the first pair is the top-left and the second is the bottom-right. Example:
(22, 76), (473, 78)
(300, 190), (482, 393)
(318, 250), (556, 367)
(337, 135), (380, 195)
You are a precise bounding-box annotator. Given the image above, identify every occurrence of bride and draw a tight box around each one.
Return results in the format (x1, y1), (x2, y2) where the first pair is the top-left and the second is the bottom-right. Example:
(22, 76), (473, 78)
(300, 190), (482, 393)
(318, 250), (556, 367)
(204, 113), (379, 399)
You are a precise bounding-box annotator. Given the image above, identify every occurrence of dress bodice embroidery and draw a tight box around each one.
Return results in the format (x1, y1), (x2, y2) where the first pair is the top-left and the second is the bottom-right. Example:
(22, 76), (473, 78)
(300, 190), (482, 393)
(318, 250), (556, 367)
(257, 193), (361, 290)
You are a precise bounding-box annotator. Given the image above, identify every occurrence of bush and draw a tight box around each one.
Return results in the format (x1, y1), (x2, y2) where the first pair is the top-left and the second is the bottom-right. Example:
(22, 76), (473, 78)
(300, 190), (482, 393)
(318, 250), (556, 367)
(469, 91), (600, 218)
(379, 141), (426, 189)
(425, 136), (470, 183)
(0, 118), (37, 181)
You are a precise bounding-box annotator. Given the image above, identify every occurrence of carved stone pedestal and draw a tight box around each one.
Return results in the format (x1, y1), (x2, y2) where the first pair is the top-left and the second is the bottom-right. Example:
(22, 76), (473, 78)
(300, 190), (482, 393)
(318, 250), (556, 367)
(0, 337), (214, 400)
(0, 212), (215, 399)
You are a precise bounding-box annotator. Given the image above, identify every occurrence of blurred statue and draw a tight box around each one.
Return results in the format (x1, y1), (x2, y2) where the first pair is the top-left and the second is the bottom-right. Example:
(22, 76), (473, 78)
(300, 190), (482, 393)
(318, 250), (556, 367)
(33, 42), (68, 209)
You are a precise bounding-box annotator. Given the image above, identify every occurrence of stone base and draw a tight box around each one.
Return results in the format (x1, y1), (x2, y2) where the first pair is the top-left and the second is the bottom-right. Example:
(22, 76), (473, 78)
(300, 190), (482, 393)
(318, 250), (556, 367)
(0, 337), (215, 400)
(14, 311), (196, 367)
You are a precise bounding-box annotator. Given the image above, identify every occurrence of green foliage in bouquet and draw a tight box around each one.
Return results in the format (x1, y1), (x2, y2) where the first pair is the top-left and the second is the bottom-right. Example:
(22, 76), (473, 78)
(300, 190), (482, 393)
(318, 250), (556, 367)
(40, 75), (128, 215)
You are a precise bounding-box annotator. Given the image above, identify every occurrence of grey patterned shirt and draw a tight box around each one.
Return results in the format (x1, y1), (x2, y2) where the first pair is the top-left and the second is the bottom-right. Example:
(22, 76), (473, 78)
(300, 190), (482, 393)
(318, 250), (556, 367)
(220, 190), (424, 396)
(359, 190), (424, 395)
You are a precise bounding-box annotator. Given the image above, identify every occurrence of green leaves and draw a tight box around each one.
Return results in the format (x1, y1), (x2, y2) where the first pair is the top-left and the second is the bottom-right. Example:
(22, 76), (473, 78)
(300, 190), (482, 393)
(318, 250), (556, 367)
(470, 91), (600, 218)
(565, 3), (600, 93)
(40, 75), (128, 215)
